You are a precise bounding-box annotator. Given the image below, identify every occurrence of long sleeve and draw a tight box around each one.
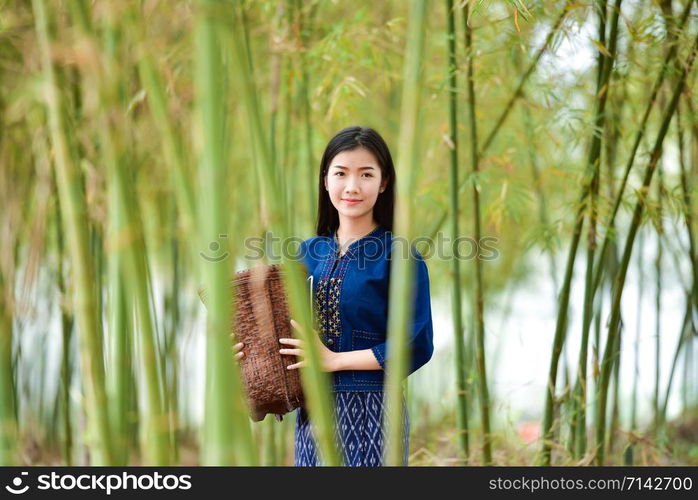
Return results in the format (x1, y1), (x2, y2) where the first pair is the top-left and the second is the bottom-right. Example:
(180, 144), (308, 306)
(370, 251), (434, 375)
(294, 239), (309, 275)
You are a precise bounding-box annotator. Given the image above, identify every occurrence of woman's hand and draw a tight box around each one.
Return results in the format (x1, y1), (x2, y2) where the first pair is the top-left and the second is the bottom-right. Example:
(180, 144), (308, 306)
(279, 319), (338, 372)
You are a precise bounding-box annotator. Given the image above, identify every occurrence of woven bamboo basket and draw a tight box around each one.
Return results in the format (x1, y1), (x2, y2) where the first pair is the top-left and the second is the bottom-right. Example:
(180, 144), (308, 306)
(199, 264), (304, 421)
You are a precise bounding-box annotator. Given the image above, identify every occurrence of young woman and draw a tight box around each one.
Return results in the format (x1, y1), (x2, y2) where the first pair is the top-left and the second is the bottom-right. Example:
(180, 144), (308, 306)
(235, 126), (434, 466)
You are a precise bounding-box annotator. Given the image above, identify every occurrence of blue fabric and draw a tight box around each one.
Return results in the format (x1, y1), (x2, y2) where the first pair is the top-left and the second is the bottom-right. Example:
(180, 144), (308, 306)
(296, 225), (434, 391)
(294, 391), (409, 466)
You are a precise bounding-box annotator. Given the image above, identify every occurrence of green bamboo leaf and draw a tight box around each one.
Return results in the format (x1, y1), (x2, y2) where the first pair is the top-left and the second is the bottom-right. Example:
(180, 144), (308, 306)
(590, 39), (612, 58)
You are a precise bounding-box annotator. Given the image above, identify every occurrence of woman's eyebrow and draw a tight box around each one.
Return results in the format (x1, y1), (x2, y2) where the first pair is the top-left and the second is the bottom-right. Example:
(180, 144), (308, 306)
(331, 165), (376, 170)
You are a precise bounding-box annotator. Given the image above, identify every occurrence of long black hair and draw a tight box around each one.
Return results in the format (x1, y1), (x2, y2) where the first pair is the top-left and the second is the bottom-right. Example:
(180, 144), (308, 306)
(315, 126), (395, 236)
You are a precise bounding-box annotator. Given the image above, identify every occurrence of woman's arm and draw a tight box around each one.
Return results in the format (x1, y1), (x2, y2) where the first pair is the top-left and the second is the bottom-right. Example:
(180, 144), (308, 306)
(366, 254), (434, 375)
(329, 349), (381, 372)
(278, 319), (382, 373)
(233, 320), (383, 372)
(280, 338), (381, 372)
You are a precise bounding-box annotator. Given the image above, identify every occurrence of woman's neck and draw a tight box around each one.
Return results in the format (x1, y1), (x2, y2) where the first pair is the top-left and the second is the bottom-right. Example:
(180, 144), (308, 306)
(336, 216), (379, 251)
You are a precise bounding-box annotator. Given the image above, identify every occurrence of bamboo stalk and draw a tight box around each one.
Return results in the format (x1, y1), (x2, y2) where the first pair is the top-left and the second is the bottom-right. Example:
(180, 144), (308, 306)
(280, 2), (295, 236)
(594, 30), (698, 465)
(97, 10), (132, 465)
(518, 84), (559, 294)
(136, 55), (197, 237)
(680, 324), (693, 415)
(106, 172), (130, 465)
(293, 0), (318, 226)
(68, 1), (173, 465)
(0, 95), (22, 466)
(269, 0), (285, 225)
(221, 0), (340, 465)
(103, 64), (172, 466)
(677, 100), (698, 418)
(445, 0), (469, 461)
(589, 0), (694, 296)
(384, 0), (428, 466)
(572, 0), (609, 457)
(462, 0), (492, 465)
(626, 227), (644, 465)
(571, 0), (622, 460)
(676, 99), (698, 322)
(195, 0), (256, 465)
(654, 168), (663, 432)
(586, 0), (692, 456)
(541, 0), (621, 465)
(54, 196), (74, 465)
(164, 201), (181, 463)
(32, 0), (114, 465)
(261, 418), (278, 466)
(607, 323), (622, 453)
(425, 0), (574, 243)
(659, 296), (693, 426)
(0, 267), (17, 465)
(238, 1), (272, 248)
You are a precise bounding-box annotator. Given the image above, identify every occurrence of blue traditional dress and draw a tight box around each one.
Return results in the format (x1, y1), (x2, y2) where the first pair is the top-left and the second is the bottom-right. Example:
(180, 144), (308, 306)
(293, 225), (434, 466)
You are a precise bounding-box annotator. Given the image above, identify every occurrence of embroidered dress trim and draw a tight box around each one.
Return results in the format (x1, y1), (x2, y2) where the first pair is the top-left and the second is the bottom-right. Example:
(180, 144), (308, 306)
(314, 225), (382, 347)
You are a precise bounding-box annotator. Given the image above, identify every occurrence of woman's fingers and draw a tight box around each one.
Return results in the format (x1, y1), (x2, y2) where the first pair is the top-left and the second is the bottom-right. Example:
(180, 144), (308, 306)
(279, 348), (303, 356)
(232, 342), (244, 360)
(279, 338), (302, 347)
(281, 331), (304, 369)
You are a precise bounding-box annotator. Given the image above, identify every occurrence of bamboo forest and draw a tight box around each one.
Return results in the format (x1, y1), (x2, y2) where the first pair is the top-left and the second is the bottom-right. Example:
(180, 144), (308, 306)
(1, 0), (697, 467)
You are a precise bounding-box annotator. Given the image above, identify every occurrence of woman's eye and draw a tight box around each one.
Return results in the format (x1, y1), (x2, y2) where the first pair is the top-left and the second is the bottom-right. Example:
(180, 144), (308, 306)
(332, 171), (372, 177)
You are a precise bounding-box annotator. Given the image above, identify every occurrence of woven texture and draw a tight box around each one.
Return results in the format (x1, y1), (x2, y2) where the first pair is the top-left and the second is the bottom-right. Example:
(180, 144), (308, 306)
(200, 264), (304, 421)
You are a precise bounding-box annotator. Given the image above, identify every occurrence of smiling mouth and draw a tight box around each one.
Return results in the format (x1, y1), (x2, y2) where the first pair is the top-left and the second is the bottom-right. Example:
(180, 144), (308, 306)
(342, 199), (362, 203)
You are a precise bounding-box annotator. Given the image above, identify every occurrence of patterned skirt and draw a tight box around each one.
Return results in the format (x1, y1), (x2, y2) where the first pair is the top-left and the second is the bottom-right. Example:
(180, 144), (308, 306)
(294, 391), (409, 466)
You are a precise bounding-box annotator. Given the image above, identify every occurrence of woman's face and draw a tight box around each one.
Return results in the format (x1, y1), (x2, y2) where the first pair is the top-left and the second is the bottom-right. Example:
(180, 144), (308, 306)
(324, 147), (388, 222)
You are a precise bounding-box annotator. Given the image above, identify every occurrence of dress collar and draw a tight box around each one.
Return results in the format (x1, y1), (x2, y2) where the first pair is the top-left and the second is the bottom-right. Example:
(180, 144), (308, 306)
(329, 225), (386, 257)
